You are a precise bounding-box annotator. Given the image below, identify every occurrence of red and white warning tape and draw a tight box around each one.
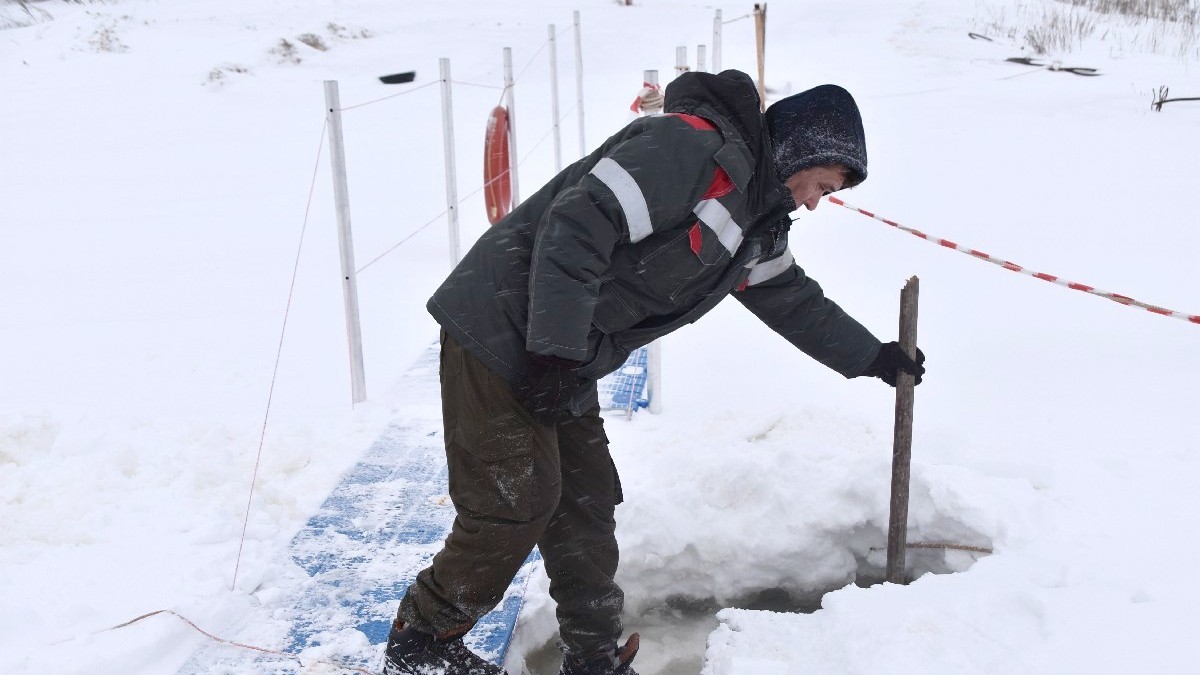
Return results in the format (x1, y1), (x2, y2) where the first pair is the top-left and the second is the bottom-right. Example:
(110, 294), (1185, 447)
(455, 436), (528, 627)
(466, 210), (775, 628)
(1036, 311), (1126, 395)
(827, 195), (1200, 325)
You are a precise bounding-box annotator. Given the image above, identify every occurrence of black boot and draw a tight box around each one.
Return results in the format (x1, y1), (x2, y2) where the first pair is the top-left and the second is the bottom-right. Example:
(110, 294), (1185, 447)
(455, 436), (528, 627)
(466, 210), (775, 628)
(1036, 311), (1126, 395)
(381, 618), (506, 675)
(559, 634), (640, 675)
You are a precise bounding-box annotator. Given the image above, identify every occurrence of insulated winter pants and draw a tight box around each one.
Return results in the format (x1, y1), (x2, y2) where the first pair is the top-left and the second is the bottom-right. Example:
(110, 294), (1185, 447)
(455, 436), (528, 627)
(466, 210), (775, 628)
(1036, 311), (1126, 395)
(397, 331), (624, 654)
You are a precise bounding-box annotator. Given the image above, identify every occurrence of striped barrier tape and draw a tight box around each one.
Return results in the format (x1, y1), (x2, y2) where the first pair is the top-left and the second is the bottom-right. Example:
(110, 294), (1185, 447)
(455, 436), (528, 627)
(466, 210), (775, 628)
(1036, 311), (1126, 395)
(827, 195), (1200, 325)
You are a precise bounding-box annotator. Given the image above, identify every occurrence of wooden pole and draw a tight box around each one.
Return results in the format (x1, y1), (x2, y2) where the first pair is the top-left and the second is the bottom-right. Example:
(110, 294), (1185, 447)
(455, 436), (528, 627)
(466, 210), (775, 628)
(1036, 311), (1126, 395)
(886, 276), (919, 584)
(754, 3), (767, 111)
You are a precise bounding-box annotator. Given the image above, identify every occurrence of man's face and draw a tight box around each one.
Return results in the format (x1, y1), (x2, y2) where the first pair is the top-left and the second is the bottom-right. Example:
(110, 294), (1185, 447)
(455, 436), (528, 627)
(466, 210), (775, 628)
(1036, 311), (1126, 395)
(785, 165), (847, 212)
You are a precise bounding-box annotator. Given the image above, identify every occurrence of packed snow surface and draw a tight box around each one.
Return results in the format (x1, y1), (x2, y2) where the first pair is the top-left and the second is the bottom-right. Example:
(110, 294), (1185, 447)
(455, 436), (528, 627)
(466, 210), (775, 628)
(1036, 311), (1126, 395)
(2, 0), (1197, 674)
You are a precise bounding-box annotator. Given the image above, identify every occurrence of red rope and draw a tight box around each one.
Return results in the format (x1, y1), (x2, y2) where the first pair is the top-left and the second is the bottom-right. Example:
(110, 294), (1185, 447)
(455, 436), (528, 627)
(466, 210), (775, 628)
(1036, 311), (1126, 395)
(828, 196), (1200, 325)
(232, 118), (329, 591)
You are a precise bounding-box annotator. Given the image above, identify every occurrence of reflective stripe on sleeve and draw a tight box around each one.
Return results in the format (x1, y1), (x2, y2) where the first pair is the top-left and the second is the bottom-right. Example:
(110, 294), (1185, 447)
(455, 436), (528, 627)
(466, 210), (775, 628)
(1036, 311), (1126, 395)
(590, 157), (654, 243)
(746, 249), (795, 286)
(694, 198), (744, 254)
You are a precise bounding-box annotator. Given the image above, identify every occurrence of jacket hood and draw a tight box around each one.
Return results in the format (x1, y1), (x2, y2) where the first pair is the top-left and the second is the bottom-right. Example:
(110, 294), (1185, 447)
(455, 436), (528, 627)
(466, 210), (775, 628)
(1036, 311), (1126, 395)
(663, 70), (793, 220)
(664, 70), (766, 152)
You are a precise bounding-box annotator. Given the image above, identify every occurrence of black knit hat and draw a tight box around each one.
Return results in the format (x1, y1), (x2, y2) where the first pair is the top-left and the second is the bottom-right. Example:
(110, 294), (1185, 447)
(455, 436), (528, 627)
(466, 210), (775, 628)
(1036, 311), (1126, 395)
(764, 84), (868, 187)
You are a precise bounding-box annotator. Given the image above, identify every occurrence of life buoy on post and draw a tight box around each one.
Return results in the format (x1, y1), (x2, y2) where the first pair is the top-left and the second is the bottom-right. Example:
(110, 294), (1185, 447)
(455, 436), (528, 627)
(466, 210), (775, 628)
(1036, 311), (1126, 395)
(484, 105), (512, 225)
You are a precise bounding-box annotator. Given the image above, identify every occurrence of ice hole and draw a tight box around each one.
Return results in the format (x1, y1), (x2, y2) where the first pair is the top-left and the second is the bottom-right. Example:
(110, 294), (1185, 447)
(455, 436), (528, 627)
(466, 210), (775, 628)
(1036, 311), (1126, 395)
(515, 541), (990, 675)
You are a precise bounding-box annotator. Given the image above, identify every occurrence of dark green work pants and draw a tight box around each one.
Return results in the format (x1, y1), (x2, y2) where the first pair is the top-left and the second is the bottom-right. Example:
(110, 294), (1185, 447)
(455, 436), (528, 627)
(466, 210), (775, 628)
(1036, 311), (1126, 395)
(397, 331), (624, 654)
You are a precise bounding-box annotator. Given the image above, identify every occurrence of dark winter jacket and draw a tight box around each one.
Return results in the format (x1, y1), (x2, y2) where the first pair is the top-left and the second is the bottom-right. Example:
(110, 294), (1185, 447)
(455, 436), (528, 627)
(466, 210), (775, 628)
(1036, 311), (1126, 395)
(428, 70), (881, 414)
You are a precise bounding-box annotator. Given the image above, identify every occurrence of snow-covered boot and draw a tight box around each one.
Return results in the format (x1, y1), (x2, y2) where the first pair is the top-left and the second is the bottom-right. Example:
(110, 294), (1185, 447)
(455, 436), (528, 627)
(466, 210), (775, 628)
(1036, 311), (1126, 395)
(381, 618), (506, 675)
(559, 633), (640, 675)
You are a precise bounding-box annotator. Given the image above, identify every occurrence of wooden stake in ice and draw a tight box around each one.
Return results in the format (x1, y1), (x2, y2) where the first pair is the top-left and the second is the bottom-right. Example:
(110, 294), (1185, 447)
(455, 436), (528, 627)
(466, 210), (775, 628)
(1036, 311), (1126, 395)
(322, 80), (367, 405)
(886, 276), (919, 584)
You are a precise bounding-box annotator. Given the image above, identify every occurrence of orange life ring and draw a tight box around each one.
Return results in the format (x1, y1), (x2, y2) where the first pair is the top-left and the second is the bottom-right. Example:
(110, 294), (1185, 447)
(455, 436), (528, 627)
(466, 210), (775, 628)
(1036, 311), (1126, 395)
(484, 105), (512, 225)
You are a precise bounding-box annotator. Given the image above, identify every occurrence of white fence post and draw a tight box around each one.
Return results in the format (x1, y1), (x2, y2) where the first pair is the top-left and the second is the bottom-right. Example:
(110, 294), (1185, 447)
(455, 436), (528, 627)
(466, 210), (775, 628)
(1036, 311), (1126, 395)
(439, 58), (461, 267)
(639, 68), (663, 414)
(675, 46), (688, 79)
(548, 24), (563, 173)
(643, 69), (659, 100)
(322, 80), (367, 405)
(712, 9), (722, 72)
(647, 341), (662, 414)
(573, 10), (587, 159)
(697, 44), (707, 73)
(502, 47), (521, 204)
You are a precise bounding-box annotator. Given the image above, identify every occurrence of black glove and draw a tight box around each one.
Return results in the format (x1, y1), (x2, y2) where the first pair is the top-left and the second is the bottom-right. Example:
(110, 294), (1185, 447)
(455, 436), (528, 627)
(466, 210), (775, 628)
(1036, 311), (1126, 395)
(516, 352), (583, 425)
(861, 342), (925, 387)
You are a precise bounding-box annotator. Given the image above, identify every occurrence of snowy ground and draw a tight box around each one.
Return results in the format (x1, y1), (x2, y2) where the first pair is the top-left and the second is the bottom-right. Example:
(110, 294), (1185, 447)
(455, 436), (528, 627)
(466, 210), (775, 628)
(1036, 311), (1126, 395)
(2, 0), (1198, 673)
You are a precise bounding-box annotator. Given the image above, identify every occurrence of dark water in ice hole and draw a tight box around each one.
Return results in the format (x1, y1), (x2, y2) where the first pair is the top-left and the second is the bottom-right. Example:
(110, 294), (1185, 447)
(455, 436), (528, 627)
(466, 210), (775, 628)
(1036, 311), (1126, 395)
(519, 586), (835, 675)
(518, 552), (972, 675)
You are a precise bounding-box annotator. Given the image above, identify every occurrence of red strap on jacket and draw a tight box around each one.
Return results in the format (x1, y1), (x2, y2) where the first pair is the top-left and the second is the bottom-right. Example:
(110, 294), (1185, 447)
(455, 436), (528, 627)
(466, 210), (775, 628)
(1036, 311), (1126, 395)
(689, 223), (703, 255)
(703, 168), (734, 200)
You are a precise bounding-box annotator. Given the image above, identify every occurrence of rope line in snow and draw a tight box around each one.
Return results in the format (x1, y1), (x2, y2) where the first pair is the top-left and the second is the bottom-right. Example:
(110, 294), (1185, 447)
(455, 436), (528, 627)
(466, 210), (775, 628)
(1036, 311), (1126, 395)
(869, 542), (994, 555)
(332, 30), (555, 114)
(98, 610), (377, 674)
(357, 101), (580, 274)
(513, 37), (551, 84)
(356, 210), (448, 275)
(232, 118), (328, 591)
(338, 79), (439, 112)
(827, 196), (1200, 325)
(450, 79), (505, 90)
(906, 542), (994, 554)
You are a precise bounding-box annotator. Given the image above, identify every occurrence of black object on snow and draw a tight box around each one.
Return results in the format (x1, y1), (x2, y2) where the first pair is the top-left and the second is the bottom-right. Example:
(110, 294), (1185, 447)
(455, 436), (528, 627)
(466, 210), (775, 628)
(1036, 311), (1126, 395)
(1005, 57), (1100, 77)
(1152, 86), (1200, 112)
(379, 71), (417, 85)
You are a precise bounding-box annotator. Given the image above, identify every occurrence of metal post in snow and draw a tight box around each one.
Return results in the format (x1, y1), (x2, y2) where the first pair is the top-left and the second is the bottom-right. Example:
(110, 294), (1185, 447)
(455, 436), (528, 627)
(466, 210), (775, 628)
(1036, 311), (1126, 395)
(641, 67), (663, 414)
(647, 340), (662, 414)
(697, 44), (707, 73)
(642, 68), (660, 108)
(503, 47), (521, 204)
(322, 80), (367, 405)
(886, 276), (920, 584)
(574, 10), (587, 159)
(675, 46), (688, 79)
(712, 9), (722, 72)
(438, 59), (461, 267)
(548, 24), (563, 173)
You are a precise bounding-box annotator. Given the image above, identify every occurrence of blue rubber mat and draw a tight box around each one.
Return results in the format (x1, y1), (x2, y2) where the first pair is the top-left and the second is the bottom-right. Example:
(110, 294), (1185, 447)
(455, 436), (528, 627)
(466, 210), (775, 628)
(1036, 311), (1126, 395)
(178, 343), (539, 674)
(597, 346), (650, 415)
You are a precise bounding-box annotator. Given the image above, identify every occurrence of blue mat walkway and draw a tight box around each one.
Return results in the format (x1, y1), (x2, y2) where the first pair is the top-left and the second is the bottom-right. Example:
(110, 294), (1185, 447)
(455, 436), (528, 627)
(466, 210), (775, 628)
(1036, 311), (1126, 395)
(179, 344), (539, 674)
